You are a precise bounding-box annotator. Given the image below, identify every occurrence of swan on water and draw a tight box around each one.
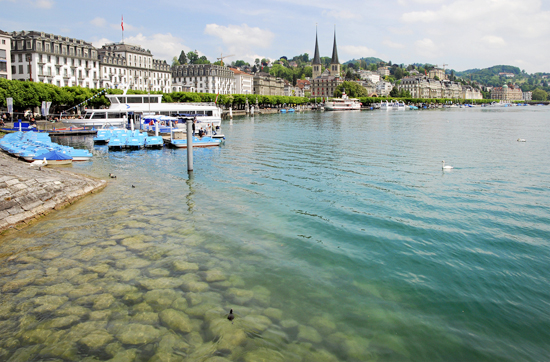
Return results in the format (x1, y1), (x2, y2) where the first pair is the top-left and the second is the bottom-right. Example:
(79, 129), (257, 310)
(517, 138), (526, 142)
(442, 160), (453, 170)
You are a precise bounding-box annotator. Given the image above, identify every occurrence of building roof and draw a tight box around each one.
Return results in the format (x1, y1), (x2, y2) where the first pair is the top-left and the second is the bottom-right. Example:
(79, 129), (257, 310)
(0, 30), (10, 37)
(331, 30), (339, 65)
(232, 68), (253, 76)
(312, 30), (321, 65)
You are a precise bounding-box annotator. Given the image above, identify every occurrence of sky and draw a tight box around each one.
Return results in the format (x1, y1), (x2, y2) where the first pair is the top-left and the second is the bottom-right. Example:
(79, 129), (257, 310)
(1, 0), (549, 73)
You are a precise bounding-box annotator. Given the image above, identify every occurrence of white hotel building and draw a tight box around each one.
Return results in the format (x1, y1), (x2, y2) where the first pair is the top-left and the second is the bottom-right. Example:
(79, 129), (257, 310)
(0, 30), (12, 80)
(98, 42), (171, 92)
(10, 31), (100, 88)
(171, 64), (235, 94)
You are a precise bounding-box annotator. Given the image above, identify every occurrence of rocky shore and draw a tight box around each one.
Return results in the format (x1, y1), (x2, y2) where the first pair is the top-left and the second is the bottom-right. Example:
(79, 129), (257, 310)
(0, 151), (106, 233)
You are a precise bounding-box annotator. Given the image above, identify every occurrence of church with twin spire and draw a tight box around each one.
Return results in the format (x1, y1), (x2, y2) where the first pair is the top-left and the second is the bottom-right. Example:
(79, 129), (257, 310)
(311, 29), (343, 99)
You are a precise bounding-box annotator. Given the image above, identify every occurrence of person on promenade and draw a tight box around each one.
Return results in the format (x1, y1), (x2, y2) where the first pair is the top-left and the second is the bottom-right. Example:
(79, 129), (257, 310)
(192, 117), (196, 136)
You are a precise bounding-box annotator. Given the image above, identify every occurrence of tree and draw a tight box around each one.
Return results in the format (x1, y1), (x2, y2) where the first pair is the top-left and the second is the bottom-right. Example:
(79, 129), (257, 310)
(394, 67), (404, 80)
(234, 60), (248, 67)
(334, 81), (368, 97)
(389, 86), (399, 97)
(187, 51), (199, 64)
(345, 69), (354, 80)
(532, 88), (548, 101)
(178, 50), (187, 65)
(172, 57), (180, 67)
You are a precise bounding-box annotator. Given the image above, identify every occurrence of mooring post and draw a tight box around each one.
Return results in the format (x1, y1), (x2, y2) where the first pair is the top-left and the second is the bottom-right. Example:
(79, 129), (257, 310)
(186, 118), (193, 172)
(155, 121), (159, 137)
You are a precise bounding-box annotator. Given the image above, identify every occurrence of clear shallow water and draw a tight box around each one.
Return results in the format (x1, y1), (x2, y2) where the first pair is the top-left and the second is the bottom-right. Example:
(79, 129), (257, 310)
(1, 107), (549, 361)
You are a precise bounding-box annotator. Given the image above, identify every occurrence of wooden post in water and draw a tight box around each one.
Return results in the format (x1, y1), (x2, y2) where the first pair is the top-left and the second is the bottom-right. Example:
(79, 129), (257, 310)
(186, 118), (193, 172)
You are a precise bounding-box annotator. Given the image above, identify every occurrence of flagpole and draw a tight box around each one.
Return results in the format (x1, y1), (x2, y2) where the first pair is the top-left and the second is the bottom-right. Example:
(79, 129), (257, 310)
(121, 15), (124, 43)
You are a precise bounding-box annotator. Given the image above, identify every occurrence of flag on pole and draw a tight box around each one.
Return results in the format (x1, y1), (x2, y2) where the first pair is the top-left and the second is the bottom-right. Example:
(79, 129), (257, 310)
(121, 16), (124, 31)
(215, 93), (219, 104)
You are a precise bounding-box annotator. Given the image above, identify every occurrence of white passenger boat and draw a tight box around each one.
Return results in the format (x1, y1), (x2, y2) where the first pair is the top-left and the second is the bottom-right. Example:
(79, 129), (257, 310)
(380, 100), (406, 110)
(324, 92), (361, 111)
(63, 93), (222, 129)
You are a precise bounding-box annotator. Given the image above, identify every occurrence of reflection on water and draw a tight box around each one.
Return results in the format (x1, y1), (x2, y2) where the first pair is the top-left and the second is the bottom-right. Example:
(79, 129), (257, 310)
(0, 107), (549, 361)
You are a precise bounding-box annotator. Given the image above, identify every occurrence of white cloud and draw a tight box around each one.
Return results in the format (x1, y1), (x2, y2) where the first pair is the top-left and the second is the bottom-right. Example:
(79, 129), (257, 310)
(414, 38), (438, 58)
(90, 17), (106, 27)
(481, 35), (506, 46)
(35, 0), (53, 8)
(382, 39), (405, 49)
(92, 34), (191, 63)
(340, 45), (377, 57)
(401, 10), (437, 23)
(124, 33), (191, 62)
(322, 9), (360, 19)
(204, 23), (275, 64)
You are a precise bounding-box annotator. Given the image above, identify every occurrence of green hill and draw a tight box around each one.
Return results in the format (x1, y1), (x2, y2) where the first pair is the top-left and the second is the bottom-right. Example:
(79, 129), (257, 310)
(454, 65), (521, 77)
(345, 57), (385, 66)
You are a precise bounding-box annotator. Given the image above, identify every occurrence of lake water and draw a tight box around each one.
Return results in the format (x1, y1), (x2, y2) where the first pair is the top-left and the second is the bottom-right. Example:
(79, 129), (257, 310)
(0, 107), (549, 362)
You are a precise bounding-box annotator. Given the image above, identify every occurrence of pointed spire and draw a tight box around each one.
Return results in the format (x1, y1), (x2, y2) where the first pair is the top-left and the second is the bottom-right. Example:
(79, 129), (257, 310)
(331, 27), (339, 65)
(313, 25), (321, 65)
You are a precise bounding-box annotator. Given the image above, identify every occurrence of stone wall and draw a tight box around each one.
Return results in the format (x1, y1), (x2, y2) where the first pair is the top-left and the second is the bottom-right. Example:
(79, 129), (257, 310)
(0, 152), (106, 233)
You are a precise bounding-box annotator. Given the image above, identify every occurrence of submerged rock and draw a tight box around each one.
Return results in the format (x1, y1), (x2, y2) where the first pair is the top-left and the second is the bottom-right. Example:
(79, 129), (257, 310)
(309, 315), (336, 335)
(116, 324), (161, 345)
(20, 329), (53, 344)
(226, 288), (254, 304)
(139, 277), (183, 290)
(79, 330), (114, 349)
(115, 257), (151, 269)
(131, 312), (159, 325)
(297, 325), (322, 344)
(204, 269), (226, 282)
(159, 309), (193, 333)
(33, 295), (68, 313)
(263, 307), (283, 321)
(93, 293), (116, 310)
(144, 289), (181, 310)
(243, 347), (285, 362)
(172, 261), (199, 272)
(39, 315), (80, 329)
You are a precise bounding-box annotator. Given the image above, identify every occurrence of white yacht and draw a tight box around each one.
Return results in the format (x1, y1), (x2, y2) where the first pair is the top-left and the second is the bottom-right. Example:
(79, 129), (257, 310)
(63, 93), (223, 128)
(324, 92), (361, 111)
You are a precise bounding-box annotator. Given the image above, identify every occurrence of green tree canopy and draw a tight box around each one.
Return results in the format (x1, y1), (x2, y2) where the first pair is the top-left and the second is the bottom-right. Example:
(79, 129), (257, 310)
(178, 50), (187, 65)
(334, 81), (369, 98)
(532, 88), (548, 101)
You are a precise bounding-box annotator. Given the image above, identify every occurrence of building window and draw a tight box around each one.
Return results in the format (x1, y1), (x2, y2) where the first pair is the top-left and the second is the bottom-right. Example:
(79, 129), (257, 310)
(11, 65), (16, 74)
(19, 65), (23, 74)
(36, 42), (42, 51)
(1, 40), (4, 45)
(18, 54), (22, 62)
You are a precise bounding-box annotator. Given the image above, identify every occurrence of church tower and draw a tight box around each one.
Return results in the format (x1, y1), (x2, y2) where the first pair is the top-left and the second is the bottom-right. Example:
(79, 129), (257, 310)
(312, 28), (322, 79)
(329, 29), (341, 77)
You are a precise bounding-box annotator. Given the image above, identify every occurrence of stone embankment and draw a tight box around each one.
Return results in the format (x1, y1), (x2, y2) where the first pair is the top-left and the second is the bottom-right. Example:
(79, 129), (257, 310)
(0, 152), (106, 233)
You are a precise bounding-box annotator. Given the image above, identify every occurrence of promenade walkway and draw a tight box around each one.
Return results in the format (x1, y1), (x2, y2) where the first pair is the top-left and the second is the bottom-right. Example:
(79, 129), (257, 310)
(0, 152), (106, 233)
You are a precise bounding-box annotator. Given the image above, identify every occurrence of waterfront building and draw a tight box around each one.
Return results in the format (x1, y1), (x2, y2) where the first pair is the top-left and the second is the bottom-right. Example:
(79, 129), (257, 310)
(98, 42), (171, 92)
(253, 72), (284, 96)
(462, 85), (483, 100)
(172, 64), (235, 95)
(357, 70), (380, 83)
(523, 91), (532, 101)
(376, 80), (394, 96)
(296, 79), (311, 92)
(310, 30), (343, 98)
(428, 67), (446, 80)
(377, 66), (390, 77)
(398, 76), (477, 99)
(442, 80), (462, 99)
(232, 68), (253, 95)
(0, 30), (12, 80)
(10, 31), (100, 88)
(490, 84), (523, 101)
